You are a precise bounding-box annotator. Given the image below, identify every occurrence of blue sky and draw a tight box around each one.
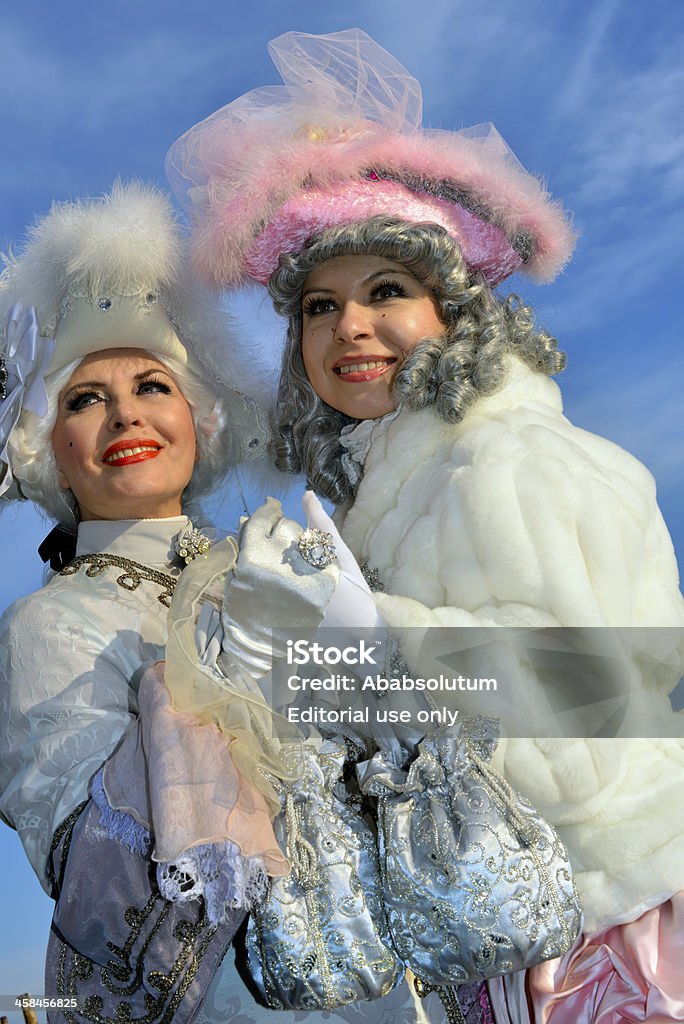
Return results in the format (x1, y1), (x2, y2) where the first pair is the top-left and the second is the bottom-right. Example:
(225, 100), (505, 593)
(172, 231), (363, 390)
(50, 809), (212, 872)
(1, 0), (682, 1006)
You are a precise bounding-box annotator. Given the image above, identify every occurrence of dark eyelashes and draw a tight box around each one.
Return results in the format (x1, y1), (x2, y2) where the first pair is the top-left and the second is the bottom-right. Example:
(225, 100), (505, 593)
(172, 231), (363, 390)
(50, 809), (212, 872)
(140, 376), (173, 394)
(64, 377), (173, 412)
(303, 278), (407, 316)
(303, 296), (334, 316)
(370, 278), (406, 298)
(65, 390), (103, 412)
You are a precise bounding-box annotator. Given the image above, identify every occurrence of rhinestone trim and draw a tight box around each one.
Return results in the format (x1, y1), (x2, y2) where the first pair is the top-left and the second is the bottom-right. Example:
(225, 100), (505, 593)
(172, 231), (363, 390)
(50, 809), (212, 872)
(61, 554), (177, 607)
(174, 524), (212, 565)
(297, 527), (337, 569)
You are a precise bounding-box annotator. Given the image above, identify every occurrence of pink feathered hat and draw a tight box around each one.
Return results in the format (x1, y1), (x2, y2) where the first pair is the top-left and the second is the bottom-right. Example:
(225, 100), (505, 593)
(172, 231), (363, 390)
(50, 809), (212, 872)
(166, 30), (575, 289)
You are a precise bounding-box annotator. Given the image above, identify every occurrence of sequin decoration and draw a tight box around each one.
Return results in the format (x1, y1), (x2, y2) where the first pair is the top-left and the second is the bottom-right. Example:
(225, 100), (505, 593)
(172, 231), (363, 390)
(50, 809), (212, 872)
(174, 523), (212, 565)
(359, 559), (385, 592)
(297, 527), (337, 569)
(245, 741), (403, 1010)
(362, 717), (583, 985)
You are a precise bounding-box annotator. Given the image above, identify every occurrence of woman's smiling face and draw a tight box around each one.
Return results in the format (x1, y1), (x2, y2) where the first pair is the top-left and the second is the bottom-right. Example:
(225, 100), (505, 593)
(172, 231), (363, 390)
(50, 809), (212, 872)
(300, 254), (444, 419)
(51, 348), (197, 521)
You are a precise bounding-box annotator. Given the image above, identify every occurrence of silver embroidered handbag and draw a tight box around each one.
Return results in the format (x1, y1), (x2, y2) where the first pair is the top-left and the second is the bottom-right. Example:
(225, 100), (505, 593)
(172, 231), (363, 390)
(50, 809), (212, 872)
(358, 716), (582, 985)
(245, 739), (403, 1010)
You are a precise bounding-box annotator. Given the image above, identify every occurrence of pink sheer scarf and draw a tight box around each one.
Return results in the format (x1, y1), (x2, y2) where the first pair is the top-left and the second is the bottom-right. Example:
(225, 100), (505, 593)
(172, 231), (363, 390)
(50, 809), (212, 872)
(104, 662), (288, 877)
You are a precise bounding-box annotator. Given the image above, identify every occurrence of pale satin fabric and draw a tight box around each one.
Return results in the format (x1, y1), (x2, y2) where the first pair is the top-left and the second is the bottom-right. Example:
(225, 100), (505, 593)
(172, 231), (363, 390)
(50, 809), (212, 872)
(487, 972), (532, 1024)
(74, 515), (189, 568)
(525, 893), (684, 1022)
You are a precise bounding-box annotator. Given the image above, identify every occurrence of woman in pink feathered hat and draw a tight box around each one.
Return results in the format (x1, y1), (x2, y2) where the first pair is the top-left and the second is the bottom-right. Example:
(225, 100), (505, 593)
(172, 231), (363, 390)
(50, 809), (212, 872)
(168, 29), (684, 1024)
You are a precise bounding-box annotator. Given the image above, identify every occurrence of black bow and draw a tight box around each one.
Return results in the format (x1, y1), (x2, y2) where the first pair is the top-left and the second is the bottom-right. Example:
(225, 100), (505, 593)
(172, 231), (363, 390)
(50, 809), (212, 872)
(38, 526), (78, 571)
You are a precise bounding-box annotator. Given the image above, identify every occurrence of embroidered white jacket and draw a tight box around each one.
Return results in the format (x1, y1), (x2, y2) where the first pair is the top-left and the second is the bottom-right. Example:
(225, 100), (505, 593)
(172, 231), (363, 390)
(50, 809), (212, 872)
(0, 518), (184, 891)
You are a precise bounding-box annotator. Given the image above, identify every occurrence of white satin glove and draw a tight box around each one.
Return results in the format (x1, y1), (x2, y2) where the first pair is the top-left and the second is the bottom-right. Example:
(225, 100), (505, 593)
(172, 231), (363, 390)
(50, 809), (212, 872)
(218, 497), (339, 681)
(195, 600), (223, 672)
(194, 494), (384, 684)
(302, 491), (385, 631)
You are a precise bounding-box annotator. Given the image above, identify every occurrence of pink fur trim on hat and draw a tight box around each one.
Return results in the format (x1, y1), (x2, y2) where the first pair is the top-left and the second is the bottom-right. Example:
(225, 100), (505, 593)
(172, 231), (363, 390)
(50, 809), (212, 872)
(166, 31), (575, 290)
(244, 178), (523, 287)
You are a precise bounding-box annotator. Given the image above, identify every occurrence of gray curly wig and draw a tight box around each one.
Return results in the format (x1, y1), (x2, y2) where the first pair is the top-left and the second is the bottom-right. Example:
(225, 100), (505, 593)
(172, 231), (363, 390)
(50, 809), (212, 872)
(269, 216), (566, 504)
(8, 350), (232, 529)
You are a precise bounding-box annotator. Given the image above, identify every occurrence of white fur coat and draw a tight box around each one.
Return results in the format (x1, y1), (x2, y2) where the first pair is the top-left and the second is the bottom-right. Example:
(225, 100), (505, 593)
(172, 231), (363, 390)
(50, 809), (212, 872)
(335, 357), (684, 934)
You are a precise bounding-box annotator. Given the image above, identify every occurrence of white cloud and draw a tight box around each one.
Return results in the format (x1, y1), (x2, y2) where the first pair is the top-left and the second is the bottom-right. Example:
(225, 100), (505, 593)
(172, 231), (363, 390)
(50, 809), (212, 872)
(551, 20), (684, 206)
(1, 25), (251, 129)
(541, 209), (683, 336)
(556, 0), (622, 115)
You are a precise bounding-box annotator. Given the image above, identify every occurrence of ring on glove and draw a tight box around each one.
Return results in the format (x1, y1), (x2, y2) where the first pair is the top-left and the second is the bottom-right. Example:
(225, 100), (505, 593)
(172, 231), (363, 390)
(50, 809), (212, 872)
(297, 528), (337, 569)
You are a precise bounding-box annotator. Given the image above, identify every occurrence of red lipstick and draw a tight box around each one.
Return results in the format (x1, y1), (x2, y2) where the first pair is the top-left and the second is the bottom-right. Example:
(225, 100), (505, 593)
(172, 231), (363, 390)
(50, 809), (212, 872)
(101, 438), (162, 467)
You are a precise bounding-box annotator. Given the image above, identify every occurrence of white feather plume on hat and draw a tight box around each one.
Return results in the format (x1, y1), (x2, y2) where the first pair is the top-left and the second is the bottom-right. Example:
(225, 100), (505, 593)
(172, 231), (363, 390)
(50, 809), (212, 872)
(2, 181), (182, 323)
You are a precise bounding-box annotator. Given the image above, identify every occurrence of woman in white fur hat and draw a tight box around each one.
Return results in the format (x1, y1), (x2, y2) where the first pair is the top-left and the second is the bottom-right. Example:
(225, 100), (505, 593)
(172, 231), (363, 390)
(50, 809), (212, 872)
(168, 28), (684, 1024)
(0, 181), (363, 1023)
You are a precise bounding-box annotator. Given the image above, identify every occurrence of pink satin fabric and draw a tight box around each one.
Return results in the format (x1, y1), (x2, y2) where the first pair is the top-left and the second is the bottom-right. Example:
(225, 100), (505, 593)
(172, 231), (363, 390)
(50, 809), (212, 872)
(527, 894), (684, 1023)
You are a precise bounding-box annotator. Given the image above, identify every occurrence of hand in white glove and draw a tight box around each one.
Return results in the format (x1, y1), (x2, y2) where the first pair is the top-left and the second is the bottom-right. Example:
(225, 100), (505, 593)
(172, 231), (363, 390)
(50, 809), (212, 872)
(195, 494), (384, 684)
(303, 491), (384, 630)
(304, 493), (399, 749)
(219, 497), (338, 681)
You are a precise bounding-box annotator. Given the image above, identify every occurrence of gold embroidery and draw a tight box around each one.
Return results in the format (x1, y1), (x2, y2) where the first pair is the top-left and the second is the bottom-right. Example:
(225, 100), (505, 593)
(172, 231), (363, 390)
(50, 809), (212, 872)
(53, 890), (224, 1024)
(414, 976), (467, 1024)
(48, 802), (88, 895)
(61, 555), (177, 607)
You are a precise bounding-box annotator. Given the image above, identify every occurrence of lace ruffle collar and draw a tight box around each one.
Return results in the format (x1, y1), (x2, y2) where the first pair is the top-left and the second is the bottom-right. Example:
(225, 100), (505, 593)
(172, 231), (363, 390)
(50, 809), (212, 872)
(338, 409), (400, 489)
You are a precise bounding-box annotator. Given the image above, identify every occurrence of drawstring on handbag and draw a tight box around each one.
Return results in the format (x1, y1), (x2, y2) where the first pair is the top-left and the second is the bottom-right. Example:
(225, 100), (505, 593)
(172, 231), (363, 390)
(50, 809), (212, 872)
(467, 744), (574, 950)
(467, 748), (540, 847)
(285, 790), (319, 886)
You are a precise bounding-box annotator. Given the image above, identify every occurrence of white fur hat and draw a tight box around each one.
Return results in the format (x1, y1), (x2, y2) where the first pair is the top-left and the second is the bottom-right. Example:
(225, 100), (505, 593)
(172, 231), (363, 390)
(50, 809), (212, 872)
(0, 181), (268, 494)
